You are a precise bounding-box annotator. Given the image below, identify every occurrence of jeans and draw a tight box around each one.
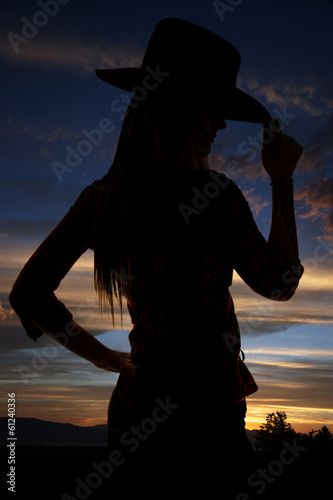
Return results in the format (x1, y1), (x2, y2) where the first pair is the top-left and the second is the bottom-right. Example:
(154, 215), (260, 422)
(102, 390), (257, 498)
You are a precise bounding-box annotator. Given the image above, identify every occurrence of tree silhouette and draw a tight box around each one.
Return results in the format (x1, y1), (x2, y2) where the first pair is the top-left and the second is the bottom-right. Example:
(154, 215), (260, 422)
(255, 410), (296, 452)
(313, 425), (333, 450)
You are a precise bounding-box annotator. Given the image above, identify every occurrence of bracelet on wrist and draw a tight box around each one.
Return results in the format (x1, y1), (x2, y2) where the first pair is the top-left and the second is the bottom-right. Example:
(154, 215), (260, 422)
(270, 178), (294, 186)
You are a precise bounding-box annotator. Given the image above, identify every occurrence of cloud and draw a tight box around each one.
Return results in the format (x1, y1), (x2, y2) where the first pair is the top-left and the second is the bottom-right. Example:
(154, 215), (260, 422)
(1, 118), (84, 167)
(247, 353), (333, 389)
(0, 364), (115, 426)
(210, 152), (267, 183)
(0, 301), (14, 320)
(296, 177), (333, 210)
(327, 211), (333, 234)
(298, 113), (333, 172)
(36, 127), (67, 143)
(231, 265), (333, 338)
(286, 113), (333, 239)
(241, 188), (270, 216)
(295, 173), (333, 241)
(0, 37), (142, 73)
(17, 126), (30, 134)
(239, 76), (333, 117)
(244, 329), (333, 432)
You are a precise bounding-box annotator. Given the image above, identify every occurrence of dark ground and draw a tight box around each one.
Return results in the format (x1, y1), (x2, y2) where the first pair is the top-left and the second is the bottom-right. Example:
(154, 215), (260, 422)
(0, 442), (332, 500)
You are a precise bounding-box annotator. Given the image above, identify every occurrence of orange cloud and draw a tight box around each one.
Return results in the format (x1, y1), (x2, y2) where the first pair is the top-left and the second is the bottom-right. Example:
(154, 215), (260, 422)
(0, 301), (14, 321)
(242, 188), (270, 216)
(295, 178), (333, 240)
(239, 76), (332, 117)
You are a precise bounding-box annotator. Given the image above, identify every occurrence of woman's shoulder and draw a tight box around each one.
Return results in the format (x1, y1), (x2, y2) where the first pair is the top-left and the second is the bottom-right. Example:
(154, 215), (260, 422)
(183, 168), (244, 203)
(73, 177), (107, 208)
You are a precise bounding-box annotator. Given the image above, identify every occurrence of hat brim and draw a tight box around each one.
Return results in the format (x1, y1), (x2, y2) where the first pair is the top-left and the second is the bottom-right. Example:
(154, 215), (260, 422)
(96, 68), (141, 91)
(222, 87), (271, 124)
(95, 68), (271, 125)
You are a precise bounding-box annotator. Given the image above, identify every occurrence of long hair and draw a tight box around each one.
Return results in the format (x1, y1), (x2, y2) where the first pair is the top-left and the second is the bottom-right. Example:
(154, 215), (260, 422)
(93, 79), (210, 327)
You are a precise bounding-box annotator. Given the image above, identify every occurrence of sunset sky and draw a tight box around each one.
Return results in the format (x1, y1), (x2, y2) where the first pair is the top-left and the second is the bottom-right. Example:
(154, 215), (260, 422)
(0, 0), (332, 435)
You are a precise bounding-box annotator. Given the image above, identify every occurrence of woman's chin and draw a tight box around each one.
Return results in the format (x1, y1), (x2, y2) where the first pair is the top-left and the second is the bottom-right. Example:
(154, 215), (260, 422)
(200, 145), (212, 157)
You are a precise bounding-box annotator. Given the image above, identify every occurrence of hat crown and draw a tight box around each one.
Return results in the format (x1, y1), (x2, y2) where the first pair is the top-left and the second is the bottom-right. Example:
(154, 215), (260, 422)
(141, 18), (241, 87)
(95, 18), (271, 124)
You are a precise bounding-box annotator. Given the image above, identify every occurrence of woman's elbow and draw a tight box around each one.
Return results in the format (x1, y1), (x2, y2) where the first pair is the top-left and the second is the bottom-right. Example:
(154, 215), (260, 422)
(9, 288), (19, 312)
(269, 281), (300, 302)
(9, 279), (27, 313)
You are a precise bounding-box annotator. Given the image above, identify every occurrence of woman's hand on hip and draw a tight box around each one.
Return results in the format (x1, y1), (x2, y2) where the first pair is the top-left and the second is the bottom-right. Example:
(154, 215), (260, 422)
(95, 349), (135, 373)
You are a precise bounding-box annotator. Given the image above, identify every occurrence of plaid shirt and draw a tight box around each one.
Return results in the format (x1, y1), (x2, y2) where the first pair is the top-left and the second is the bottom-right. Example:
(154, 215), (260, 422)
(9, 166), (303, 410)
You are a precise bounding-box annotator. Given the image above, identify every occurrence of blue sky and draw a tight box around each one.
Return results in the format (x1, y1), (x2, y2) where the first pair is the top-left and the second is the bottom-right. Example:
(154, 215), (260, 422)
(0, 0), (332, 432)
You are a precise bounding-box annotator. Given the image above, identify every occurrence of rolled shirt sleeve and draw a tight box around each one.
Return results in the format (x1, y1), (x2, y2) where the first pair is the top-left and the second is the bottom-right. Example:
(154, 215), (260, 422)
(216, 174), (304, 300)
(9, 184), (95, 341)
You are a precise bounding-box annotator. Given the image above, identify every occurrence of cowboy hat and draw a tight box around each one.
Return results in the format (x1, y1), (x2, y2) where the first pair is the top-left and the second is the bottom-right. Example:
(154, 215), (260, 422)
(96, 18), (271, 124)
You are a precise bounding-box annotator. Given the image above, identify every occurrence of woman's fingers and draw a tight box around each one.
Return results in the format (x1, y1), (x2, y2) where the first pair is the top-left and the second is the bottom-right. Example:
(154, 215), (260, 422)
(271, 118), (283, 135)
(261, 117), (303, 179)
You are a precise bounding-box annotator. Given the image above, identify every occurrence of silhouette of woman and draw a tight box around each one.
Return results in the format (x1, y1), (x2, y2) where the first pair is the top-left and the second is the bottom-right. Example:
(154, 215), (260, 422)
(10, 18), (303, 498)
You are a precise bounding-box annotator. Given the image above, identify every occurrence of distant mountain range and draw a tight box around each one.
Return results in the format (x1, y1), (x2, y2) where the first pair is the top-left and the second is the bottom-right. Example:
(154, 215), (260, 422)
(0, 417), (258, 447)
(0, 417), (108, 445)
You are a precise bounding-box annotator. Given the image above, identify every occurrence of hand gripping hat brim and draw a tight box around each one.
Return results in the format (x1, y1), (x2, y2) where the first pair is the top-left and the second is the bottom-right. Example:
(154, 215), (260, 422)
(96, 18), (271, 125)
